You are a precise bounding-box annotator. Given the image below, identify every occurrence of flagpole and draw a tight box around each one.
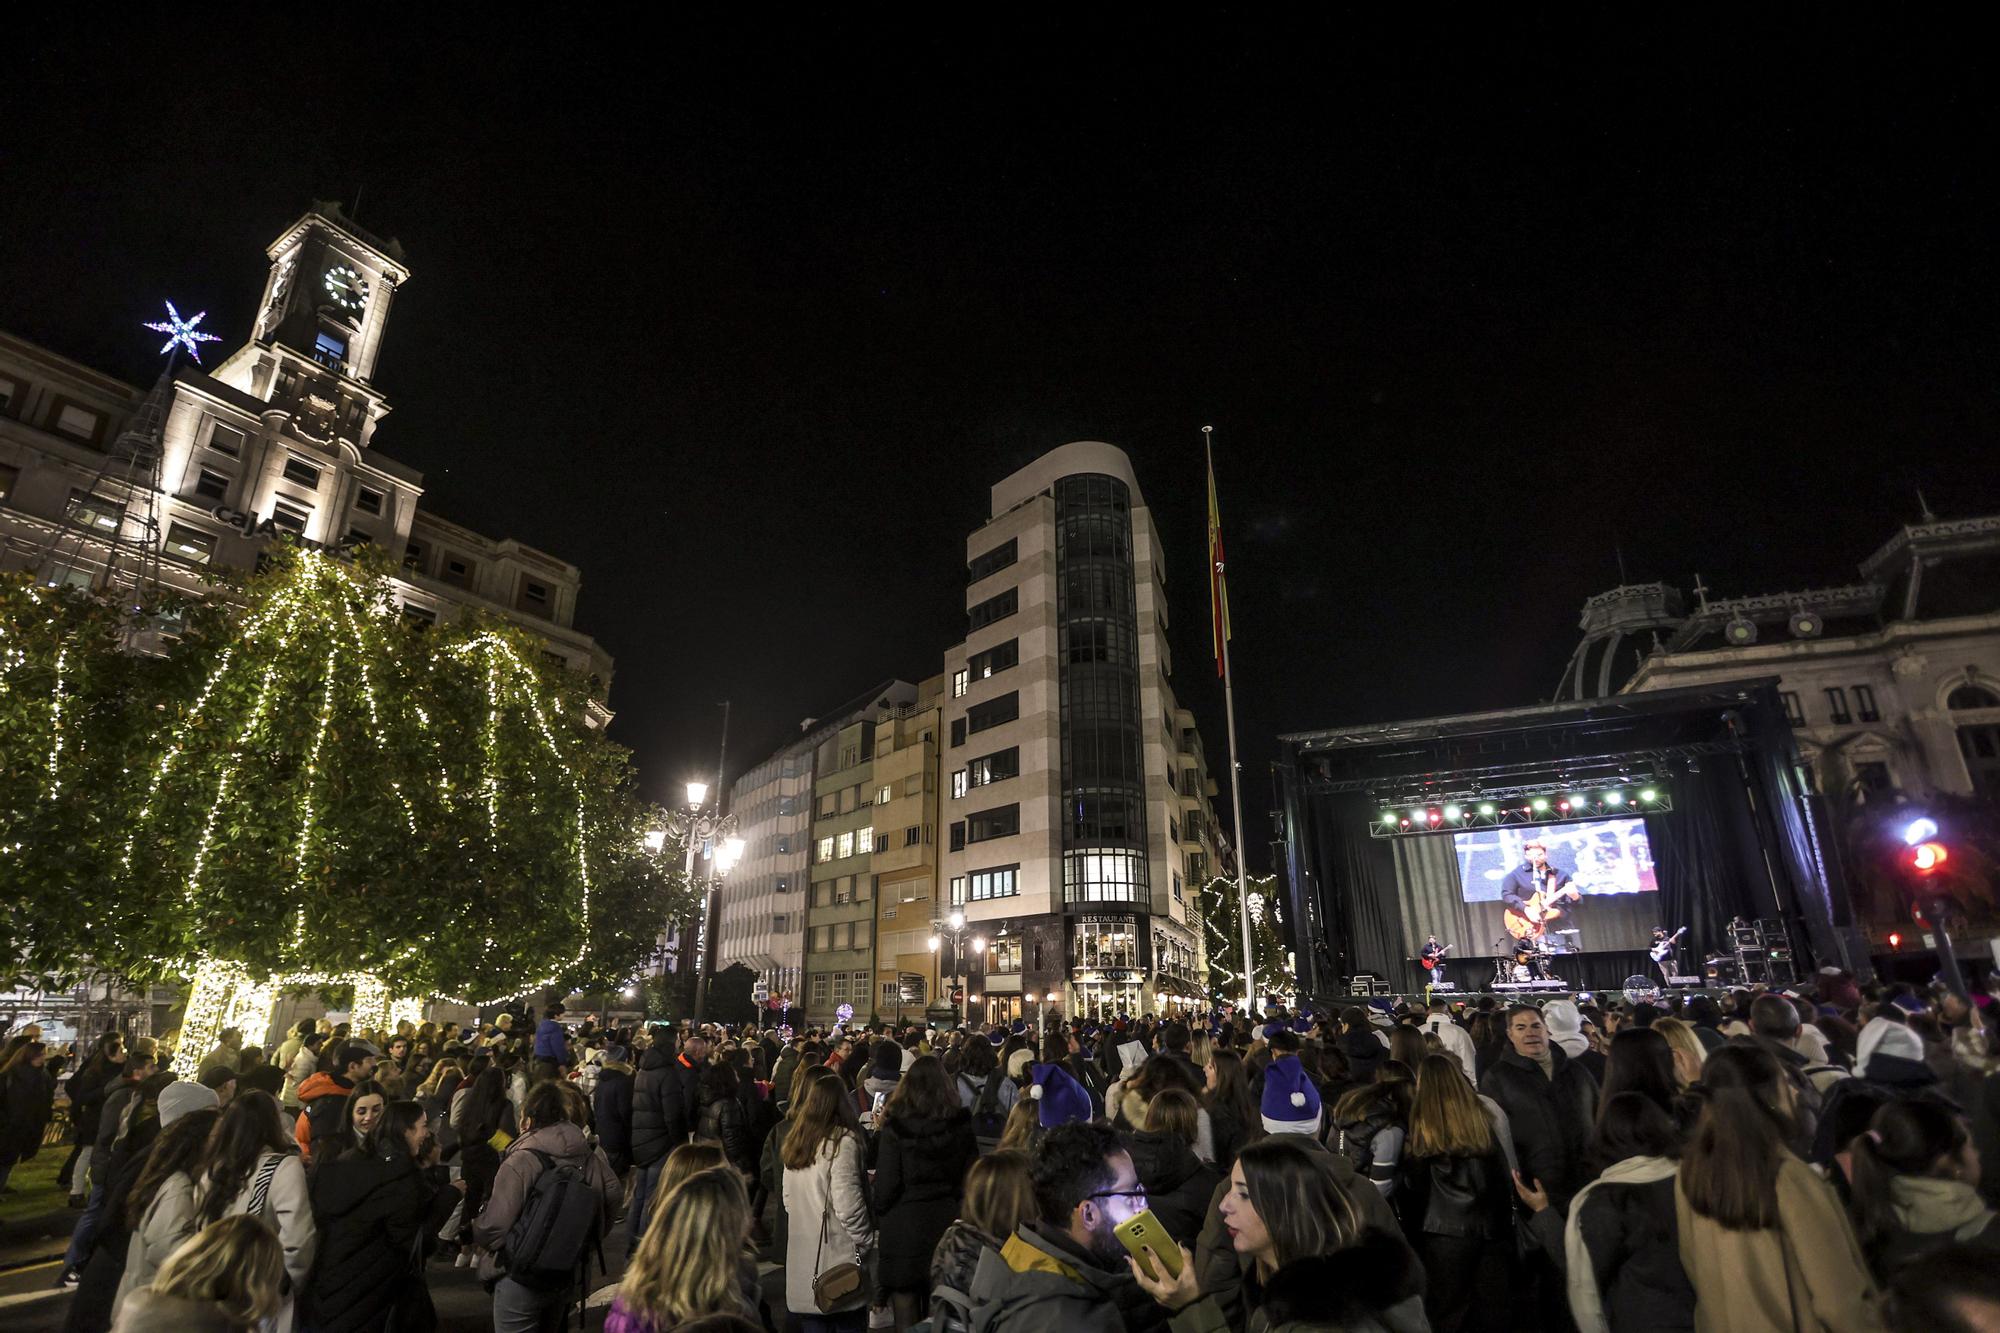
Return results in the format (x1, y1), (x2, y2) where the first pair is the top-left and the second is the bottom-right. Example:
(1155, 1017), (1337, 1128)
(1206, 426), (1259, 1014)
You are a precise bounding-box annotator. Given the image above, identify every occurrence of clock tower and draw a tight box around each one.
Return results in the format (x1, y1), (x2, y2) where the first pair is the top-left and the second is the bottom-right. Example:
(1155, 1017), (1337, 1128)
(212, 201), (410, 451)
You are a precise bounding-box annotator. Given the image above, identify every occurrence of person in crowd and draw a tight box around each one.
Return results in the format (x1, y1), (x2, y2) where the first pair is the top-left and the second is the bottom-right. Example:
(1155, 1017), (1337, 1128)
(779, 1066), (875, 1333)
(1389, 1024), (1430, 1074)
(0, 1039), (55, 1194)
(1335, 1007), (1389, 1087)
(872, 1055), (976, 1332)
(280, 1031), (327, 1114)
(1562, 1091), (1694, 1333)
(272, 1021), (311, 1078)
(1846, 1097), (2000, 1281)
(759, 1059), (818, 1256)
(1127, 1134), (1428, 1333)
(1202, 1049), (1261, 1174)
(190, 1091), (314, 1332)
(1480, 1004), (1600, 1215)
(591, 1043), (635, 1176)
(1127, 1087), (1222, 1248)
(861, 1038), (904, 1117)
(472, 1080), (622, 1333)
(193, 1029), (243, 1084)
(1598, 1026), (1684, 1121)
(195, 1060), (237, 1106)
(374, 1036), (416, 1099)
(1422, 998), (1479, 1075)
(1883, 1243), (2000, 1333)
(295, 1040), (379, 1163)
(449, 1063), (515, 1261)
(963, 1120), (1165, 1331)
(112, 1213), (284, 1333)
(1545, 1000), (1607, 1083)
(696, 1060), (755, 1178)
(628, 1028), (692, 1244)
(1396, 1053), (1515, 1332)
(607, 1165), (764, 1332)
(111, 1089), (223, 1320)
(1676, 1043), (1882, 1332)
(1651, 1018), (1708, 1092)
(658, 1140), (730, 1208)
(532, 1004), (569, 1078)
(1686, 996), (1729, 1054)
(929, 1150), (1037, 1322)
(1326, 1060), (1410, 1196)
(61, 1032), (126, 1207)
(416, 1058), (465, 1148)
(1817, 1016), (1951, 1163)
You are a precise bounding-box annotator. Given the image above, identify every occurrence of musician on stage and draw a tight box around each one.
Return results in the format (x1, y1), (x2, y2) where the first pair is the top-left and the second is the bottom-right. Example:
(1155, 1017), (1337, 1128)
(1419, 933), (1449, 985)
(1500, 841), (1579, 931)
(1651, 926), (1681, 986)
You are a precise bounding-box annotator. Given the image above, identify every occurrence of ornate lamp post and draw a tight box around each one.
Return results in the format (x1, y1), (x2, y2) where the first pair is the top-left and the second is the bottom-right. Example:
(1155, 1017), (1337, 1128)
(927, 910), (985, 1028)
(649, 781), (744, 1023)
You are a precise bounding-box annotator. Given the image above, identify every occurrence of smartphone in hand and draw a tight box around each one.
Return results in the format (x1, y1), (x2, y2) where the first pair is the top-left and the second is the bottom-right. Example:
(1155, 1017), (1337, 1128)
(1113, 1210), (1183, 1282)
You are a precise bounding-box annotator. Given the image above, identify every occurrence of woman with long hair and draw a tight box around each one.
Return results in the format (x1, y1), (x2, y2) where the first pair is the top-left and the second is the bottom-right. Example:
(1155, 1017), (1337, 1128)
(114, 1213), (284, 1332)
(102, 1106), (222, 1328)
(1846, 1098), (2000, 1281)
(1598, 1028), (1682, 1122)
(1394, 1054), (1514, 1333)
(697, 1060), (755, 1177)
(609, 1166), (763, 1332)
(1650, 1018), (1707, 1092)
(872, 1056), (976, 1331)
(1204, 1049), (1262, 1174)
(60, 1031), (125, 1206)
(780, 1066), (875, 1332)
(0, 1040), (54, 1194)
(1676, 1044), (1880, 1331)
(191, 1091), (314, 1332)
(1130, 1088), (1222, 1248)
(304, 1099), (463, 1333)
(928, 1150), (1037, 1323)
(448, 1062), (513, 1254)
(1563, 1092), (1695, 1333)
(994, 1096), (1039, 1153)
(1130, 1135), (1428, 1330)
(1327, 1060), (1415, 1196)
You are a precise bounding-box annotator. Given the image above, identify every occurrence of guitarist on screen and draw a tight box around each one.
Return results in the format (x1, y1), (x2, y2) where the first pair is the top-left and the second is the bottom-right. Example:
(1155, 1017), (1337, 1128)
(1500, 841), (1583, 939)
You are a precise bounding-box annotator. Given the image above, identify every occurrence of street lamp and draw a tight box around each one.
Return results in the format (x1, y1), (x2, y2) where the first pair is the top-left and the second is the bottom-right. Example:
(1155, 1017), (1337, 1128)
(931, 914), (983, 1028)
(649, 780), (741, 1023)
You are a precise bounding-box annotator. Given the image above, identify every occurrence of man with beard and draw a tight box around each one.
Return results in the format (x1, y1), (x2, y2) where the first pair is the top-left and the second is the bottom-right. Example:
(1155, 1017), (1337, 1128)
(968, 1121), (1168, 1331)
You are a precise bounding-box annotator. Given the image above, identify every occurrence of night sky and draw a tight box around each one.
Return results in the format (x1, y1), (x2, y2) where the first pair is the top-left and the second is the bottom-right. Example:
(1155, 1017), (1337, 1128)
(8, 15), (1997, 868)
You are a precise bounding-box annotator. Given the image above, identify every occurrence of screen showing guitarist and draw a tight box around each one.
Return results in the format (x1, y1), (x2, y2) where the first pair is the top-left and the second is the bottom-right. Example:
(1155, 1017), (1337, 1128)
(1419, 934), (1450, 985)
(1500, 841), (1583, 939)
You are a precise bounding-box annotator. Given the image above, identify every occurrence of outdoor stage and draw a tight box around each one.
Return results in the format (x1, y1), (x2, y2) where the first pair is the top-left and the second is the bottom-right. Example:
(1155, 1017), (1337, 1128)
(1273, 679), (1858, 1000)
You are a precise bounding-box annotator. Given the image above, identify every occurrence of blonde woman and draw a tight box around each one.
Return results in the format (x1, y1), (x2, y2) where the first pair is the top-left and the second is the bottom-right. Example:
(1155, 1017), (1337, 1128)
(113, 1214), (284, 1332)
(607, 1166), (762, 1332)
(1398, 1054), (1517, 1332)
(1652, 1018), (1707, 1090)
(780, 1066), (874, 1332)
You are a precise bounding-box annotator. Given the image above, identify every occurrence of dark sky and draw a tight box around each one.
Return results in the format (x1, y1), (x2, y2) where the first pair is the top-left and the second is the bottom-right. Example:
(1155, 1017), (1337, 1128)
(8, 15), (1997, 868)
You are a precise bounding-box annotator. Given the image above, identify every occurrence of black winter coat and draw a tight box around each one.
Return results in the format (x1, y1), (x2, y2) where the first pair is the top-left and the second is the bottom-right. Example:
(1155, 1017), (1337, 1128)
(697, 1088), (755, 1176)
(1337, 1027), (1386, 1085)
(591, 1065), (634, 1173)
(1394, 1149), (1513, 1240)
(302, 1152), (460, 1333)
(1574, 1173), (1695, 1333)
(1478, 1045), (1599, 1212)
(872, 1108), (976, 1292)
(1207, 1101), (1251, 1174)
(65, 1058), (120, 1144)
(629, 1046), (687, 1168)
(0, 1065), (53, 1158)
(63, 1117), (160, 1333)
(1124, 1130), (1221, 1248)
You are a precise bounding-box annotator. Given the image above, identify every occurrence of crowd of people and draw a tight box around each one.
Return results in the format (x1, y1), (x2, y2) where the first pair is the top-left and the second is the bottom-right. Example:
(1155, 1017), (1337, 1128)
(11, 969), (2000, 1331)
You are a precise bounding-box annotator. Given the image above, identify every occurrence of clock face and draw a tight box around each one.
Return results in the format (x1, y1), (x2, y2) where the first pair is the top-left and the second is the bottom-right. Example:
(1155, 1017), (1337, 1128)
(323, 264), (369, 312)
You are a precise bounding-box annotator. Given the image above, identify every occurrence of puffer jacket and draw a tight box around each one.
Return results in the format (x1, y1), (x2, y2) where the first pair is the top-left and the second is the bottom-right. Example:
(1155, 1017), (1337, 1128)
(697, 1088), (754, 1176)
(1564, 1155), (1693, 1333)
(1124, 1129), (1222, 1247)
(301, 1149), (459, 1333)
(965, 1221), (1168, 1333)
(591, 1061), (635, 1173)
(629, 1045), (685, 1168)
(873, 1109), (977, 1292)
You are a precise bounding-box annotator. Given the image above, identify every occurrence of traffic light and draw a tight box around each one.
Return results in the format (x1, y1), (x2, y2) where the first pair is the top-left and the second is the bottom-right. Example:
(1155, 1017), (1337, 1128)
(1888, 931), (1903, 949)
(1907, 841), (1951, 875)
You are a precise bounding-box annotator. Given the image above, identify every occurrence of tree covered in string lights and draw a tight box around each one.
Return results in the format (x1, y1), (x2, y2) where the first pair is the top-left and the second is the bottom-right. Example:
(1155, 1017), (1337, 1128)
(106, 544), (689, 1003)
(1201, 874), (1297, 1004)
(0, 574), (165, 987)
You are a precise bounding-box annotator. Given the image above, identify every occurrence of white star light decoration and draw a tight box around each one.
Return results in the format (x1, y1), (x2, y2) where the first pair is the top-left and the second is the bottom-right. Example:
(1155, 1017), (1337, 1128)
(144, 301), (222, 362)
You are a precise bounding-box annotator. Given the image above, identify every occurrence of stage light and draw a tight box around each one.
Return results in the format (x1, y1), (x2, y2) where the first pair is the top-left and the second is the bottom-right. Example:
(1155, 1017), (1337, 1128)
(1557, 799), (1571, 812)
(1426, 809), (1442, 825)
(1399, 817), (1411, 828)
(1532, 797), (1549, 811)
(1902, 817), (1939, 846)
(1410, 808), (1425, 822)
(1381, 812), (1396, 825)
(1640, 788), (1658, 802)
(1478, 803), (1495, 816)
(1605, 791), (1624, 805)
(1444, 805), (1462, 821)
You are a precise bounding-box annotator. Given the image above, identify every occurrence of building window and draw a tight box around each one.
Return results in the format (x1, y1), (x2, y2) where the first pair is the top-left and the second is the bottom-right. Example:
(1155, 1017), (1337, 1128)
(967, 538), (1017, 584)
(966, 693), (1019, 736)
(815, 836), (835, 864)
(0, 463), (17, 504)
(817, 793), (838, 818)
(442, 556), (475, 589)
(1854, 685), (1880, 722)
(951, 770), (967, 799)
(1172, 870), (1183, 903)
(968, 747), (1019, 788)
(270, 502), (308, 534)
(949, 875), (966, 905)
(835, 831), (854, 859)
(402, 538), (426, 572)
(875, 784), (892, 806)
(207, 422), (245, 457)
(950, 718), (966, 747)
(1064, 848), (1148, 904)
(811, 925), (831, 952)
(282, 456), (322, 490)
(0, 376), (17, 416)
(401, 604), (437, 626)
(518, 578), (552, 614)
(193, 467), (230, 502)
(874, 832), (890, 854)
(969, 639), (1019, 681)
(810, 974), (829, 1007)
(904, 826), (920, 847)
(313, 331), (347, 370)
(969, 587), (1018, 632)
(1824, 687), (1852, 726)
(355, 486), (384, 516)
(949, 822), (965, 852)
(163, 523), (216, 565)
(967, 865), (1019, 900)
(53, 403), (102, 442)
(68, 490), (124, 533)
(989, 936), (1022, 973)
(966, 804), (1019, 843)
(1072, 916), (1140, 971)
(1781, 691), (1804, 726)
(1852, 761), (1894, 799)
(853, 826), (872, 856)
(952, 669), (969, 699)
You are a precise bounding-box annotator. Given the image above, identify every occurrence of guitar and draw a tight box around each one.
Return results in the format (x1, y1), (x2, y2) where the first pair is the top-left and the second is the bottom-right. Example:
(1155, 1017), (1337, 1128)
(1649, 926), (1688, 963)
(1503, 884), (1583, 939)
(1419, 945), (1451, 971)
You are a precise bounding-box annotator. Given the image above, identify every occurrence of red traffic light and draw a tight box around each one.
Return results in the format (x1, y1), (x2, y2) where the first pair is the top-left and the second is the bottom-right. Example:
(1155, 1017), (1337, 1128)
(1907, 842), (1951, 875)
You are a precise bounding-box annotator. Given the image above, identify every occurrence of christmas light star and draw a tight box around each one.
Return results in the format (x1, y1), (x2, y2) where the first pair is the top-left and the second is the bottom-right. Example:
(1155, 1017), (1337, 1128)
(143, 300), (222, 362)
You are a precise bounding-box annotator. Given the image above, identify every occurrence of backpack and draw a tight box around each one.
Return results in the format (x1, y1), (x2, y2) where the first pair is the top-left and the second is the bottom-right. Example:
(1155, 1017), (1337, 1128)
(971, 1070), (1008, 1149)
(501, 1149), (604, 1292)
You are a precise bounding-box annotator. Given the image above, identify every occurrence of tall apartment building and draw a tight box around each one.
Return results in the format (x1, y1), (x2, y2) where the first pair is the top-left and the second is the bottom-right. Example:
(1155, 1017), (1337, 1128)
(870, 680), (947, 1024)
(942, 441), (1215, 1021)
(0, 202), (612, 712)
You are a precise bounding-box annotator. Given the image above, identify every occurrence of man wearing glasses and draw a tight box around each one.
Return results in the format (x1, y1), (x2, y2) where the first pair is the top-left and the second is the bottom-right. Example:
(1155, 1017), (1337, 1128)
(966, 1122), (1167, 1330)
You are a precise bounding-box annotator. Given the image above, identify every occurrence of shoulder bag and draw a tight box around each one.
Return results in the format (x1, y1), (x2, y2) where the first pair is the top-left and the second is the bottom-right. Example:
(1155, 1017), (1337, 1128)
(811, 1144), (864, 1313)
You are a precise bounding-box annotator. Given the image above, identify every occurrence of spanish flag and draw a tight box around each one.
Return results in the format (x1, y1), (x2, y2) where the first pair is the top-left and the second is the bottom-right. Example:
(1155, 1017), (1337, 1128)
(1206, 428), (1231, 678)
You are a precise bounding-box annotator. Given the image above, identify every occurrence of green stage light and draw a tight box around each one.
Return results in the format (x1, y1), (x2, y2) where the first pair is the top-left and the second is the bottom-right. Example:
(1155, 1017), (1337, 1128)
(1381, 811), (1396, 824)
(1640, 788), (1658, 802)
(1532, 797), (1550, 811)
(1478, 803), (1495, 816)
(1605, 791), (1624, 805)
(1444, 804), (1462, 820)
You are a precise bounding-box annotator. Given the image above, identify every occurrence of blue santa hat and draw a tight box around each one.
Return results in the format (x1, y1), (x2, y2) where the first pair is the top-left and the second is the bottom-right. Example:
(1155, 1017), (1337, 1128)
(1010, 1019), (1027, 1036)
(1261, 1020), (1289, 1040)
(1260, 1054), (1322, 1137)
(1029, 1062), (1093, 1129)
(988, 1030), (1006, 1047)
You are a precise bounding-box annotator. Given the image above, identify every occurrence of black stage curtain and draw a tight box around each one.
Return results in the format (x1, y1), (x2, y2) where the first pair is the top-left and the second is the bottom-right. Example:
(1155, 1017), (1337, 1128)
(1741, 700), (1841, 970)
(1309, 790), (1411, 991)
(1652, 763), (1765, 973)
